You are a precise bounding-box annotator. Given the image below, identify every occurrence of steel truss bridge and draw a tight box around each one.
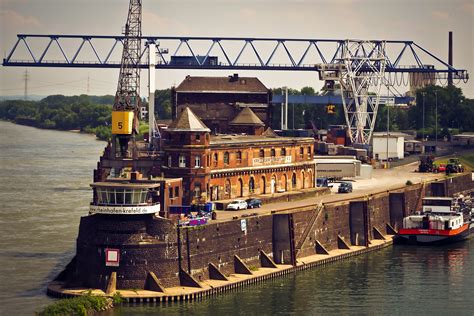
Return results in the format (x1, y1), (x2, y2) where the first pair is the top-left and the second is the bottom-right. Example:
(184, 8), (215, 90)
(2, 34), (469, 144)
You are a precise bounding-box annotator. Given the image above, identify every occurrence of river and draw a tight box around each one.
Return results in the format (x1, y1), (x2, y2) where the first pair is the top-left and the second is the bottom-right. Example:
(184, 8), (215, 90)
(0, 121), (473, 315)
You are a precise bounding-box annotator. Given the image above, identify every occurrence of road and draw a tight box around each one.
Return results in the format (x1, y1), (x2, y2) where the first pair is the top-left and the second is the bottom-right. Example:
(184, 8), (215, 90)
(213, 162), (449, 221)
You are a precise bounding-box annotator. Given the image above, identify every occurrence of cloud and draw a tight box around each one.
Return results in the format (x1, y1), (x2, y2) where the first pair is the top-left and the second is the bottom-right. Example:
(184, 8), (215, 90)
(0, 9), (42, 29)
(431, 10), (449, 20)
(240, 8), (257, 18)
(142, 10), (189, 35)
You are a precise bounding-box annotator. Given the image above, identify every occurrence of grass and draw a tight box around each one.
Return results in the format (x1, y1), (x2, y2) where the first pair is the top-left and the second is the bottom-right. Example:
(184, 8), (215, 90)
(434, 151), (474, 170)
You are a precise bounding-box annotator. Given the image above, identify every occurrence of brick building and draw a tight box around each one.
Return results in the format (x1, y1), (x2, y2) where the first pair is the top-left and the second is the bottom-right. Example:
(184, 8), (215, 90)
(172, 74), (272, 133)
(162, 107), (315, 204)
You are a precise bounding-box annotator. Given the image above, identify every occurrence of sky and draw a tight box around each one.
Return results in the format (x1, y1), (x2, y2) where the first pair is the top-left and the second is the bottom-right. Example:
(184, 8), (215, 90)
(0, 0), (473, 99)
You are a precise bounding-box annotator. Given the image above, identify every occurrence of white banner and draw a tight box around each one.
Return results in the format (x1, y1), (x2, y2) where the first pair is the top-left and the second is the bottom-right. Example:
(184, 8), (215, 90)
(90, 204), (160, 215)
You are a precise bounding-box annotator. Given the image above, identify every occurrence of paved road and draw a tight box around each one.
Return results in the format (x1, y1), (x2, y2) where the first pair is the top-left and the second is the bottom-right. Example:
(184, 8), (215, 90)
(214, 162), (450, 222)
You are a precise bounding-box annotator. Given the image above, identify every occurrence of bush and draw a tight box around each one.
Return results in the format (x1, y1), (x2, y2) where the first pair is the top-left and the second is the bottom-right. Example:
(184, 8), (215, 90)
(38, 294), (111, 316)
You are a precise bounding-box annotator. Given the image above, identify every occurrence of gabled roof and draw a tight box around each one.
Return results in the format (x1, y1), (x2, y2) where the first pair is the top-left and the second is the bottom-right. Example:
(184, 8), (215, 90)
(175, 75), (268, 93)
(168, 107), (210, 132)
(229, 107), (264, 126)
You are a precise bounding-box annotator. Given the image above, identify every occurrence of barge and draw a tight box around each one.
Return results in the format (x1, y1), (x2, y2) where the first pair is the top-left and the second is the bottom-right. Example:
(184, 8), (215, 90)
(397, 196), (474, 244)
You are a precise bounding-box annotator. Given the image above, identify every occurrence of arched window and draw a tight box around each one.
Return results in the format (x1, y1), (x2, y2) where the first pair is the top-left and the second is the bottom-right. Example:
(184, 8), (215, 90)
(299, 147), (304, 158)
(194, 155), (201, 168)
(292, 173), (297, 188)
(224, 152), (230, 165)
(168, 155), (172, 167)
(249, 177), (255, 193)
(307, 146), (312, 158)
(259, 149), (265, 158)
(194, 183), (201, 198)
(281, 148), (286, 156)
(271, 148), (276, 157)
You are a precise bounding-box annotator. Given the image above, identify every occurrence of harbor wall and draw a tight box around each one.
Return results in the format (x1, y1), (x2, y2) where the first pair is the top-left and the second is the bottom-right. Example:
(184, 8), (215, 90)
(64, 173), (474, 291)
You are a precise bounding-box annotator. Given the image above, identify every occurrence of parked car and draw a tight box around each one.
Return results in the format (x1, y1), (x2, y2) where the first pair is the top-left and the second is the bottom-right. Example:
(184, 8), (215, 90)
(338, 182), (353, 193)
(226, 200), (248, 210)
(246, 198), (262, 209)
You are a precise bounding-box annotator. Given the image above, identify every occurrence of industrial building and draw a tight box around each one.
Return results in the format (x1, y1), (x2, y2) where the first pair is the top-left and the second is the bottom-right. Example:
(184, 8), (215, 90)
(372, 132), (407, 161)
(172, 74), (272, 134)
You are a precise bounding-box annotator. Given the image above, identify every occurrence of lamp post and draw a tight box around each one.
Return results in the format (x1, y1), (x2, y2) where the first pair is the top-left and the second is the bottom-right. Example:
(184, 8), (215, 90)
(434, 90), (438, 152)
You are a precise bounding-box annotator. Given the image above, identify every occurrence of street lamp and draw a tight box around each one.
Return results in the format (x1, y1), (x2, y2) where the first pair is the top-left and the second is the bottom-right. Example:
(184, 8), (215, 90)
(434, 90), (438, 152)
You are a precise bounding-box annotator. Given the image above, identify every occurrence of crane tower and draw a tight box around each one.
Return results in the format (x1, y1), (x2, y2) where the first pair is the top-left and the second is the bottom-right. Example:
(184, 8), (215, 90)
(112, 0), (142, 158)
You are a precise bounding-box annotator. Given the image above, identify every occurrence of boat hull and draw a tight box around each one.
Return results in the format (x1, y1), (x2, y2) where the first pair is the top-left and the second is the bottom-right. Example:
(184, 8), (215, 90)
(397, 223), (471, 245)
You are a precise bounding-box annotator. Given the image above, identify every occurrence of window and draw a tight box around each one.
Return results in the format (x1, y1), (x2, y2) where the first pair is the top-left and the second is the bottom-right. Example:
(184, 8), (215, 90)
(224, 152), (229, 165)
(195, 155), (201, 168)
(308, 146), (312, 158)
(169, 187), (174, 198)
(259, 149), (265, 158)
(168, 155), (172, 167)
(271, 149), (276, 157)
(213, 153), (218, 167)
(292, 173), (297, 188)
(179, 155), (186, 167)
(194, 183), (201, 198)
(299, 147), (304, 158)
(195, 134), (201, 141)
(236, 151), (242, 164)
(174, 187), (179, 197)
(249, 177), (255, 193)
(281, 148), (286, 156)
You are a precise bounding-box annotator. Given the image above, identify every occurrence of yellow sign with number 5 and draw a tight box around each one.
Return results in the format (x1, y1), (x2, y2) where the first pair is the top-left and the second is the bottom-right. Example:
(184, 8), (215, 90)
(112, 111), (134, 134)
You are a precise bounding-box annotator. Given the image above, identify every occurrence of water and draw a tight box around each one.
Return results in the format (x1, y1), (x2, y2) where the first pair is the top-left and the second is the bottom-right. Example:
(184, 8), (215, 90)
(1, 121), (473, 315)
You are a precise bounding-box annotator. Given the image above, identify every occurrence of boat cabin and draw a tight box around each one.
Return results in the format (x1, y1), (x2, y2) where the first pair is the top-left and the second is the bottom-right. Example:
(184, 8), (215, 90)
(422, 197), (454, 214)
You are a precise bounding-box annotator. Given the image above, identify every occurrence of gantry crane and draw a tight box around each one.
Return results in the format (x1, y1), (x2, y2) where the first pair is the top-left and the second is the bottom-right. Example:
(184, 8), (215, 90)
(2, 2), (469, 146)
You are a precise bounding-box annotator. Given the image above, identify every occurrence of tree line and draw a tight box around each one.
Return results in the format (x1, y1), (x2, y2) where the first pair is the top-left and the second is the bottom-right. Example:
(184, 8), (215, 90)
(0, 85), (472, 141)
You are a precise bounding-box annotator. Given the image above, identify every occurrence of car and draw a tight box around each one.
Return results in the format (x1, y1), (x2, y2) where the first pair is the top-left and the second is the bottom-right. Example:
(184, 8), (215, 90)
(226, 200), (248, 210)
(338, 182), (353, 193)
(246, 198), (262, 209)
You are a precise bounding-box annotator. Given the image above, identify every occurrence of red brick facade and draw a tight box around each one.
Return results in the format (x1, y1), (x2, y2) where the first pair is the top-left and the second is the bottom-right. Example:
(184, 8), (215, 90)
(163, 130), (315, 204)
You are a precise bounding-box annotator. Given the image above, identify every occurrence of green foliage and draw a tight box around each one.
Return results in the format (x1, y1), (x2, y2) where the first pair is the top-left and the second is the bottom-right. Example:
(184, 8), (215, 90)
(112, 292), (124, 305)
(37, 294), (111, 316)
(406, 180), (413, 186)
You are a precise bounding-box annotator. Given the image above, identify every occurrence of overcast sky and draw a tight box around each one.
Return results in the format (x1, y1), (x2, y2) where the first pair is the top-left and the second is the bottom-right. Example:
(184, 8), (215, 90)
(0, 0), (472, 98)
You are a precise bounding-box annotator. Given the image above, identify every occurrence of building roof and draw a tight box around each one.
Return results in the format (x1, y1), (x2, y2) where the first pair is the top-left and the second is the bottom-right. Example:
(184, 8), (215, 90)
(229, 107), (265, 126)
(210, 134), (314, 146)
(168, 107), (211, 132)
(175, 75), (268, 93)
(372, 132), (408, 138)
